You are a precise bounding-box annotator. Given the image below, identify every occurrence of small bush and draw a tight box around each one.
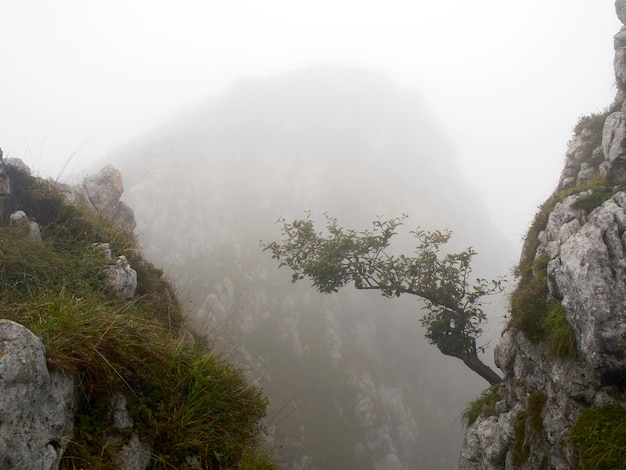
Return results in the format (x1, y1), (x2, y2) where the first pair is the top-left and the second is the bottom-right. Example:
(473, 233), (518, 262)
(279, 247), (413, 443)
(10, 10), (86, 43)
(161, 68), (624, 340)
(462, 384), (502, 426)
(573, 109), (611, 137)
(571, 405), (626, 470)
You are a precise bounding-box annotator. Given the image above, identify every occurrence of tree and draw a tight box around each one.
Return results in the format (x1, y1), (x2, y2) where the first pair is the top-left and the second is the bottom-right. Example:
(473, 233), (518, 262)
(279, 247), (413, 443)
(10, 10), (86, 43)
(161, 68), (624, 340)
(262, 213), (504, 385)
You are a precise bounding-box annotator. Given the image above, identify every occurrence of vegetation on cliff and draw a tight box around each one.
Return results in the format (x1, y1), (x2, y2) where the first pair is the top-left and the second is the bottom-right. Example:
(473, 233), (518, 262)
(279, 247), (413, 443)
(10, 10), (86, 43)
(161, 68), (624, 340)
(0, 165), (274, 469)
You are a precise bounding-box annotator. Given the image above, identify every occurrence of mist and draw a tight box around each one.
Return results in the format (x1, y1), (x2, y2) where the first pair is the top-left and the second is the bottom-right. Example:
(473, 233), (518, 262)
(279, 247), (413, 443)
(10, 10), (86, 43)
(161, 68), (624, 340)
(0, 1), (621, 468)
(0, 0), (619, 247)
(98, 68), (513, 468)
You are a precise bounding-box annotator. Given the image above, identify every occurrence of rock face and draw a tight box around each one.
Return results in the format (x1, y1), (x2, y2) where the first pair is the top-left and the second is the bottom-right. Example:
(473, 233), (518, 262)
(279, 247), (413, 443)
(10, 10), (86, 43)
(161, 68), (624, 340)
(0, 320), (75, 470)
(66, 164), (137, 233)
(459, 3), (626, 468)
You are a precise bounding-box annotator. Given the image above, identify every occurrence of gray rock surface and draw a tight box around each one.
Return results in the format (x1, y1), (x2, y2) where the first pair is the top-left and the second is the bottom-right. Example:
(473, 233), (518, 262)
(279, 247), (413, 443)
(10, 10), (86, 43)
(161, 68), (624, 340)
(103, 255), (138, 299)
(67, 164), (136, 233)
(9, 210), (43, 243)
(0, 320), (75, 470)
(109, 393), (152, 470)
(459, 4), (626, 466)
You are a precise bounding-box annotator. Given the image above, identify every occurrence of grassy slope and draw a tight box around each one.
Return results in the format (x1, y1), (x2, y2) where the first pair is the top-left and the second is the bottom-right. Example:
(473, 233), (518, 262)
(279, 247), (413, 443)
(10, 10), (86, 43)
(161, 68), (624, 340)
(0, 165), (275, 469)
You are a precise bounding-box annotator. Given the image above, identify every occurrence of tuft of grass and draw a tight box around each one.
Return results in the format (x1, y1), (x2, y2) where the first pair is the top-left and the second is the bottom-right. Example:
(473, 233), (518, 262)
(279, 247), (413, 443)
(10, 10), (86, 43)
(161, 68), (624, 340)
(512, 410), (529, 466)
(0, 167), (275, 469)
(572, 186), (615, 213)
(570, 405), (626, 470)
(509, 255), (550, 342)
(572, 109), (611, 168)
(527, 390), (547, 433)
(543, 300), (577, 358)
(462, 384), (502, 427)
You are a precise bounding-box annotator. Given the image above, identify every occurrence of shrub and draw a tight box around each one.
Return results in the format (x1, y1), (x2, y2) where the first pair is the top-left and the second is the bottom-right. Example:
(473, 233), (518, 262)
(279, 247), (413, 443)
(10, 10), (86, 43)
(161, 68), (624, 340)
(462, 384), (502, 426)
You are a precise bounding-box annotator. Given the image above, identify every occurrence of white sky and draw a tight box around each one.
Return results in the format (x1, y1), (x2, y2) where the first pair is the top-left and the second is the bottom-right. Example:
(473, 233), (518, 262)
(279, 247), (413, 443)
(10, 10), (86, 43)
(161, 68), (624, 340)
(0, 0), (620, 248)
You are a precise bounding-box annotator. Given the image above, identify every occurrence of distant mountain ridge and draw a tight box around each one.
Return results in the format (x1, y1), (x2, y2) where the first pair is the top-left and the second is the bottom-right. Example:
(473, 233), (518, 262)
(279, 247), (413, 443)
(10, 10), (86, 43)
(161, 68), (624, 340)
(107, 66), (514, 469)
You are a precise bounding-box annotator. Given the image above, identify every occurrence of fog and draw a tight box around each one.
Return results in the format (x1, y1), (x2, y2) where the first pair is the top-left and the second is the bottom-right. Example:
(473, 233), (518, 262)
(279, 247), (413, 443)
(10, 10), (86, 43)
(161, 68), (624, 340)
(0, 0), (619, 248)
(1, 2), (622, 468)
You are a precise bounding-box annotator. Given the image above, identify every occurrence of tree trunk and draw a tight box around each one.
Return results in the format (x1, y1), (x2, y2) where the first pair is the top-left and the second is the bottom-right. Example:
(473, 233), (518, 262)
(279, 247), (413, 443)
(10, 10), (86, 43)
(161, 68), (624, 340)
(461, 353), (502, 385)
(436, 342), (503, 385)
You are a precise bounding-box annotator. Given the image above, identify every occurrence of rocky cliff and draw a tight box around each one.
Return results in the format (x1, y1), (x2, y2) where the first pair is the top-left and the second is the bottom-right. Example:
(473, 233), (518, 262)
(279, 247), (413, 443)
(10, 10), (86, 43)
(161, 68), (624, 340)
(459, 2), (626, 468)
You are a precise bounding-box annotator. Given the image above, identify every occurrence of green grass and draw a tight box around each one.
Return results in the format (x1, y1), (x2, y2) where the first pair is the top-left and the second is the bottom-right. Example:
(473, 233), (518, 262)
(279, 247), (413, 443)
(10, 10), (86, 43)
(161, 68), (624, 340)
(462, 384), (502, 427)
(570, 405), (626, 470)
(543, 301), (577, 358)
(572, 109), (611, 169)
(512, 410), (529, 466)
(0, 166), (275, 469)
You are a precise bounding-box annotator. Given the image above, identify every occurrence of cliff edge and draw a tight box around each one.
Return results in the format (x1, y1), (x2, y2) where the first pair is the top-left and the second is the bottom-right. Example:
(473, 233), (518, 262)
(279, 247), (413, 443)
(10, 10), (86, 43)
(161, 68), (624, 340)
(459, 2), (626, 469)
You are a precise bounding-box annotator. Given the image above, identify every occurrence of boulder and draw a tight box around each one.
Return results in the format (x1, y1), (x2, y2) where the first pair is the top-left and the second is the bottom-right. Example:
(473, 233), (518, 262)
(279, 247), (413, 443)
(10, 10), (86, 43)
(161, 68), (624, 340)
(0, 320), (75, 470)
(9, 210), (43, 244)
(103, 255), (138, 299)
(68, 165), (136, 233)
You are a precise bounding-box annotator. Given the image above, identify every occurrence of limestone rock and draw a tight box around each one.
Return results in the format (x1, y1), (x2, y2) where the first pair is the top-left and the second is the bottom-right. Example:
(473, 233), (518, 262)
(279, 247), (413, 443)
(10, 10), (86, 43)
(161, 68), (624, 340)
(460, 5), (626, 466)
(0, 150), (10, 196)
(109, 393), (152, 470)
(0, 319), (75, 470)
(617, 0), (626, 26)
(68, 165), (136, 233)
(553, 192), (626, 380)
(103, 255), (138, 299)
(9, 210), (43, 243)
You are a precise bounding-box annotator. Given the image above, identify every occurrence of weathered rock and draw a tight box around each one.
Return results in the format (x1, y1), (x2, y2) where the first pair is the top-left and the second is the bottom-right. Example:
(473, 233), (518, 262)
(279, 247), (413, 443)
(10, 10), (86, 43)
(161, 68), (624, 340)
(68, 165), (137, 233)
(103, 255), (137, 299)
(9, 210), (43, 244)
(109, 393), (152, 470)
(0, 320), (75, 470)
(0, 149), (10, 197)
(617, 0), (626, 26)
(92, 242), (113, 259)
(553, 192), (626, 380)
(460, 5), (626, 467)
(601, 111), (626, 184)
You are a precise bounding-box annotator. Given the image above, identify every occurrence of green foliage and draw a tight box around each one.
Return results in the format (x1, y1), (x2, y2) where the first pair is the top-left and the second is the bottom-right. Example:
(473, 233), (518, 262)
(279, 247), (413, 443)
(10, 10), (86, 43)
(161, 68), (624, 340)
(573, 109), (610, 137)
(571, 405), (626, 470)
(462, 385), (502, 427)
(0, 169), (274, 469)
(543, 301), (577, 358)
(263, 213), (505, 384)
(572, 186), (615, 213)
(572, 109), (611, 168)
(509, 255), (550, 342)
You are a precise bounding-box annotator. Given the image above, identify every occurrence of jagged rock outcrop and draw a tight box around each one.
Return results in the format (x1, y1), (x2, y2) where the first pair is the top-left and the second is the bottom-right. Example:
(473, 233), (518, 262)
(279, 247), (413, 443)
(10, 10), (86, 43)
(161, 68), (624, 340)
(459, 3), (626, 468)
(0, 320), (75, 470)
(65, 164), (137, 233)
